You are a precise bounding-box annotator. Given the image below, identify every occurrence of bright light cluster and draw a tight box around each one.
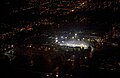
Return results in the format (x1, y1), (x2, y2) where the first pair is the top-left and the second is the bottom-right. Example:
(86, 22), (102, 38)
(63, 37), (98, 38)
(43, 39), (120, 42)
(59, 40), (89, 49)
(54, 33), (90, 49)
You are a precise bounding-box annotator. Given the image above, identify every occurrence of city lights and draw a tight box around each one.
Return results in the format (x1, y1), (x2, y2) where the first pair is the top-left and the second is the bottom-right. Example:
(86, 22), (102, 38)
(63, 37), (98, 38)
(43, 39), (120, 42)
(0, 0), (120, 78)
(55, 39), (58, 43)
(59, 41), (88, 49)
(75, 33), (77, 36)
